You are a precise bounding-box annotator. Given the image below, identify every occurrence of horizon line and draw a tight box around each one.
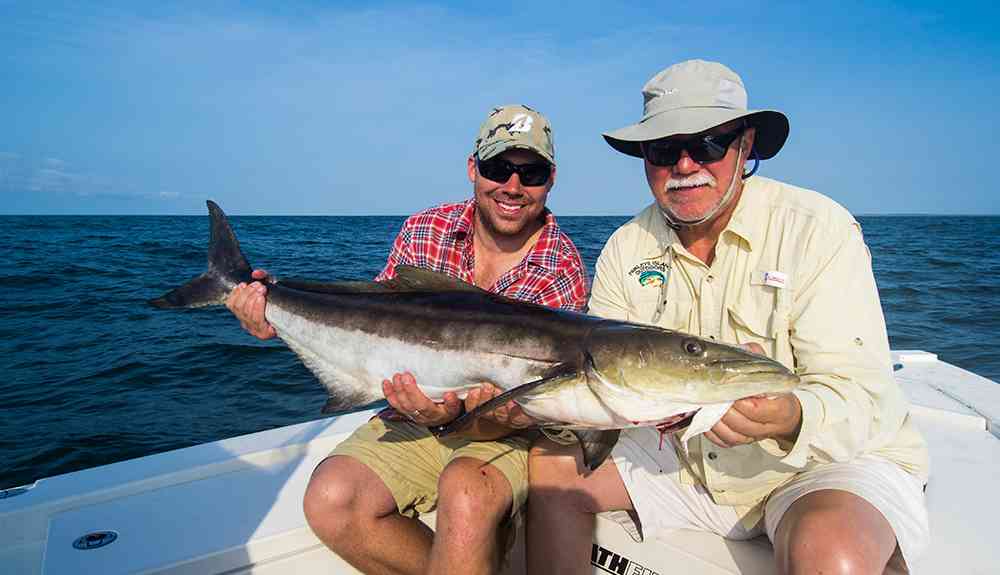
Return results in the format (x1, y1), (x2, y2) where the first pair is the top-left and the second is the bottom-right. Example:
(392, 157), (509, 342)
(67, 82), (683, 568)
(2, 212), (999, 218)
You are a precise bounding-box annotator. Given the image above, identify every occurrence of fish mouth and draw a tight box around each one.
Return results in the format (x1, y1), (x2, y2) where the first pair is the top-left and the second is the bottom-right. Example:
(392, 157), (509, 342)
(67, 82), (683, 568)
(711, 357), (797, 384)
(654, 411), (696, 433)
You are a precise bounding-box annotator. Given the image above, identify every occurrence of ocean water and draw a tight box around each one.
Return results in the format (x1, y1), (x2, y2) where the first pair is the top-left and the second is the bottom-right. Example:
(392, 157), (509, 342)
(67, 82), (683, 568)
(2, 213), (999, 490)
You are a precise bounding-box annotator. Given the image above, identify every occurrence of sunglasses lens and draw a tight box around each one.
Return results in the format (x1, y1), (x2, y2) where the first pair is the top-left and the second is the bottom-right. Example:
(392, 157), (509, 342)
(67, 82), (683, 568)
(478, 159), (514, 183)
(517, 163), (551, 186)
(690, 130), (742, 163)
(478, 158), (551, 186)
(643, 129), (743, 167)
(643, 141), (682, 167)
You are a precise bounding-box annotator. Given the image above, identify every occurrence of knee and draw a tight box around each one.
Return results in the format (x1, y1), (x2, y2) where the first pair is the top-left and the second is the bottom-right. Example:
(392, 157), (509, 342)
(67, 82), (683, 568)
(528, 440), (583, 501)
(302, 459), (369, 540)
(437, 459), (512, 528)
(778, 507), (885, 575)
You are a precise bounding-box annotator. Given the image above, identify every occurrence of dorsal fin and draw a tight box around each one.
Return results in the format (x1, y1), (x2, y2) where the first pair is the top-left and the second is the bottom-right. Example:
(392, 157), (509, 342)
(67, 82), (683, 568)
(276, 278), (394, 294)
(274, 266), (487, 295)
(390, 265), (486, 293)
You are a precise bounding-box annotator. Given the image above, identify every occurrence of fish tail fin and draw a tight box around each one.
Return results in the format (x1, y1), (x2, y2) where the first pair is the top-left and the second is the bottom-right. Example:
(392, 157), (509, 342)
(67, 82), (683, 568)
(148, 200), (253, 309)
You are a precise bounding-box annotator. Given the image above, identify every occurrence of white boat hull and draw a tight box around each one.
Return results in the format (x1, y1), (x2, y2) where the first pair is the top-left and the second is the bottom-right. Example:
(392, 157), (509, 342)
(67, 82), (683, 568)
(3, 350), (999, 574)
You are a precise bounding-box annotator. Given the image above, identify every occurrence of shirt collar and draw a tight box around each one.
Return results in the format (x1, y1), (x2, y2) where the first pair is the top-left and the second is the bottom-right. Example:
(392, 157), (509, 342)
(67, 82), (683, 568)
(523, 208), (560, 270)
(452, 198), (477, 239)
(643, 206), (679, 258)
(724, 176), (764, 251)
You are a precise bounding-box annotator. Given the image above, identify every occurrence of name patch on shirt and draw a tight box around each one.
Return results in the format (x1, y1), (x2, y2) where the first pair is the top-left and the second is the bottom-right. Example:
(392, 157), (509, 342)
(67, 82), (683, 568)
(629, 261), (670, 288)
(761, 270), (788, 289)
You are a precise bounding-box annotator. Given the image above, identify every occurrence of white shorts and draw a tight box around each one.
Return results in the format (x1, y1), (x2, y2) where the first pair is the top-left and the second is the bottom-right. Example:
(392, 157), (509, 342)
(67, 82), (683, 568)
(605, 428), (930, 570)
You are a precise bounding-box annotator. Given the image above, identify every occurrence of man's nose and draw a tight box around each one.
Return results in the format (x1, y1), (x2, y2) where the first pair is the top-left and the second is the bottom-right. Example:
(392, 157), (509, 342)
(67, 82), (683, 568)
(498, 171), (523, 193)
(672, 150), (702, 174)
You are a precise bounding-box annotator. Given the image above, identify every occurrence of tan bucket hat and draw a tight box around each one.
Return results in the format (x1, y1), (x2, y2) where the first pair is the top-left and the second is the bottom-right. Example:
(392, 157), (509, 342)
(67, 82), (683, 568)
(474, 104), (555, 165)
(603, 60), (789, 160)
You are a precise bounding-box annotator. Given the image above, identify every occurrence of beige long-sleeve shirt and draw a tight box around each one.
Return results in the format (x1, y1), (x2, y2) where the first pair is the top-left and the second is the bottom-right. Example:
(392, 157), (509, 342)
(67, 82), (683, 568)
(588, 176), (929, 527)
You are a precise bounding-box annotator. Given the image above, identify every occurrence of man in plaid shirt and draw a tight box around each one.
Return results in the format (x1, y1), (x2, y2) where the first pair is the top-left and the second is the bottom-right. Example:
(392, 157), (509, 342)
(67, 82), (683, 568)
(227, 105), (587, 574)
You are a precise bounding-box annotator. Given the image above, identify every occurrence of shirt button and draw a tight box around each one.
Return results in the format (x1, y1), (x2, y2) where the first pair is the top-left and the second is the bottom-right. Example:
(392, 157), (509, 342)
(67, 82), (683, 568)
(709, 335), (716, 340)
(707, 452), (718, 460)
(706, 275), (714, 283)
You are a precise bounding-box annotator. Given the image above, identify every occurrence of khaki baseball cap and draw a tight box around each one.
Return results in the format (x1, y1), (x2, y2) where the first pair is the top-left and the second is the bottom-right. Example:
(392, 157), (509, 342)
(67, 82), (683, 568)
(473, 105), (555, 165)
(603, 59), (789, 160)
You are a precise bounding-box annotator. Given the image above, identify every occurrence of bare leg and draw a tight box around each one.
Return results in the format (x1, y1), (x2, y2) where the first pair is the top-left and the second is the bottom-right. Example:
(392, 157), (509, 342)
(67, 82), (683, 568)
(526, 438), (634, 575)
(303, 455), (433, 575)
(773, 489), (899, 575)
(427, 457), (514, 575)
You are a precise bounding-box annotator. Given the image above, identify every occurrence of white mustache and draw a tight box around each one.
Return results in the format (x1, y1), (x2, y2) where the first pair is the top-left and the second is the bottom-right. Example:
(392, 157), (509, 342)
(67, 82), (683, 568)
(666, 172), (717, 190)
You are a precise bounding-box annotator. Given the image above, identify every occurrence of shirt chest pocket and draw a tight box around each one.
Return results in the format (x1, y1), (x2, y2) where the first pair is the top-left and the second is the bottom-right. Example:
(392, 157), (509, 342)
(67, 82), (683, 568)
(726, 275), (790, 361)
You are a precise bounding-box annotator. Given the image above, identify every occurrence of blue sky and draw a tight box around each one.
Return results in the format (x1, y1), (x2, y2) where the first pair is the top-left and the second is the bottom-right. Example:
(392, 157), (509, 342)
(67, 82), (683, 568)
(2, 1), (998, 215)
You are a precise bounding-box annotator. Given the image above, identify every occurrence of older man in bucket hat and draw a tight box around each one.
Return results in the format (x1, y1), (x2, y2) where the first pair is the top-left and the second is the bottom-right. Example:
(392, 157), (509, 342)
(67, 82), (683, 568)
(527, 60), (930, 574)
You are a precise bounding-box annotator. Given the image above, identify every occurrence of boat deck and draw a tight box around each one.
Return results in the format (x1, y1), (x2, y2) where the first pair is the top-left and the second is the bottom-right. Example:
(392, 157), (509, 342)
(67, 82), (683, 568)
(2, 350), (998, 574)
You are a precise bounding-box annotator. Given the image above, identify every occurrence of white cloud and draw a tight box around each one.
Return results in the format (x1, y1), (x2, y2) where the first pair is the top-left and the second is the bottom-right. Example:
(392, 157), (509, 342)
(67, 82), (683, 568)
(0, 153), (194, 203)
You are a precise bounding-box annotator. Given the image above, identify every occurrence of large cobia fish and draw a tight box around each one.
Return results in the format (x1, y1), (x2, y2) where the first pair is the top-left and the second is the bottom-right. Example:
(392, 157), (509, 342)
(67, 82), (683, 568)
(150, 201), (799, 470)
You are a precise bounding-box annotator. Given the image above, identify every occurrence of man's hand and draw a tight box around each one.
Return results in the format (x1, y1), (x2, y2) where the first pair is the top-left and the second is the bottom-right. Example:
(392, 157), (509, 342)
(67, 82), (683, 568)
(382, 372), (462, 427)
(225, 269), (276, 340)
(704, 342), (802, 448)
(465, 383), (539, 429)
(704, 393), (802, 448)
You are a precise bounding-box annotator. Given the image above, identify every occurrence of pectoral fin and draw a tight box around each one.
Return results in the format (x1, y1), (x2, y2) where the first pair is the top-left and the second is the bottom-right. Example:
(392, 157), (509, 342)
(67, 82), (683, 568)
(434, 364), (578, 436)
(572, 429), (621, 472)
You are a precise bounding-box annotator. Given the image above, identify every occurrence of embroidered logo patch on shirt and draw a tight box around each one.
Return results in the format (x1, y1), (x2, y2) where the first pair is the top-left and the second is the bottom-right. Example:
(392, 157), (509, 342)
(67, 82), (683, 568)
(629, 261), (670, 288)
(639, 270), (666, 287)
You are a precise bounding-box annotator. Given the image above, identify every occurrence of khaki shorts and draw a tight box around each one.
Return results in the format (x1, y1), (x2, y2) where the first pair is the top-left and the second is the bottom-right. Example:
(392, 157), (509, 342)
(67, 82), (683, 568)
(328, 416), (535, 518)
(608, 428), (929, 571)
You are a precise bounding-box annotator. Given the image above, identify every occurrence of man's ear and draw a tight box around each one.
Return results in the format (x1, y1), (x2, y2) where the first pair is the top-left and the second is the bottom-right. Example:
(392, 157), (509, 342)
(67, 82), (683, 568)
(743, 127), (757, 155)
(549, 163), (557, 188)
(467, 155), (477, 183)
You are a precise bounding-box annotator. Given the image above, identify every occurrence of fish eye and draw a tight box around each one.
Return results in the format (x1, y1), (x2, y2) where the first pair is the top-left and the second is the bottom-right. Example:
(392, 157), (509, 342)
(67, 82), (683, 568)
(682, 339), (704, 356)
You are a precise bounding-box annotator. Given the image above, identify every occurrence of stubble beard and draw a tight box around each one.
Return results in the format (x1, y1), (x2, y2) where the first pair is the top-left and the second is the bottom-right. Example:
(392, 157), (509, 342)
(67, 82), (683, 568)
(478, 202), (530, 238)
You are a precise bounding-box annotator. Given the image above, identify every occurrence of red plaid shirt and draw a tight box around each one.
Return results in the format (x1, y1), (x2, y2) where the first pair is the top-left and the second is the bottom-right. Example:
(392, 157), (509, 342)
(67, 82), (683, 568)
(375, 199), (587, 311)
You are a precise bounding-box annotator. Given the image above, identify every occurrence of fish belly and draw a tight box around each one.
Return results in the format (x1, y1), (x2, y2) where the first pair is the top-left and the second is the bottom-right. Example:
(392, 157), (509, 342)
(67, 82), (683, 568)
(517, 382), (624, 428)
(267, 304), (555, 406)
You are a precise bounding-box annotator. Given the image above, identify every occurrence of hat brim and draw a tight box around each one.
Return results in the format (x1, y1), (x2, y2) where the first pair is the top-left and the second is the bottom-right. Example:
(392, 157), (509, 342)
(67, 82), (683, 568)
(477, 141), (555, 165)
(603, 108), (789, 160)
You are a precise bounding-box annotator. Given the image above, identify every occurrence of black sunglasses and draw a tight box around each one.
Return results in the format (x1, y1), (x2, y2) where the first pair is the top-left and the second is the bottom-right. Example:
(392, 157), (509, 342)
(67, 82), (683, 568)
(476, 156), (552, 187)
(641, 128), (745, 167)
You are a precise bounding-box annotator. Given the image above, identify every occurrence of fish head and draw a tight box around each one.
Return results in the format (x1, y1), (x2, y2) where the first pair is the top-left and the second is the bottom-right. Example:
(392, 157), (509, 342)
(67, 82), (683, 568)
(584, 324), (799, 423)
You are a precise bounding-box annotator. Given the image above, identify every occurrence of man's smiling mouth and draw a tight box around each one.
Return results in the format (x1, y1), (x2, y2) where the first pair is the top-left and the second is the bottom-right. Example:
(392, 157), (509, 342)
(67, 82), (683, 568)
(495, 198), (525, 214)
